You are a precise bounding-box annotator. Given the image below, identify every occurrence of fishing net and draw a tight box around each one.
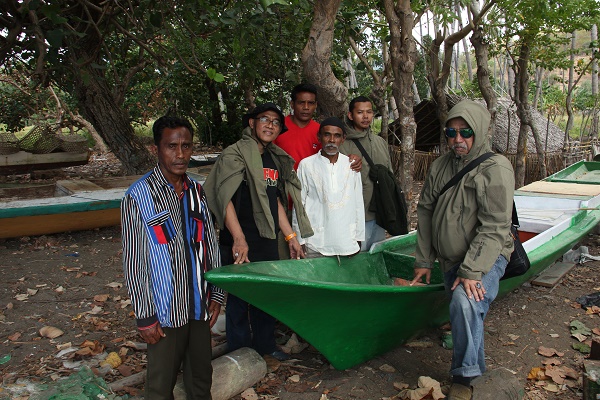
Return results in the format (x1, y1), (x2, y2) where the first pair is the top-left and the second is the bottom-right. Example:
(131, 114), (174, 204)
(18, 124), (61, 154)
(0, 131), (20, 155)
(26, 366), (123, 400)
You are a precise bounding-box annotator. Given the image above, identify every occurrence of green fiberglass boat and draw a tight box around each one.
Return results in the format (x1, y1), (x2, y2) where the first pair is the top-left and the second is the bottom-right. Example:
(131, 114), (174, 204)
(205, 160), (600, 370)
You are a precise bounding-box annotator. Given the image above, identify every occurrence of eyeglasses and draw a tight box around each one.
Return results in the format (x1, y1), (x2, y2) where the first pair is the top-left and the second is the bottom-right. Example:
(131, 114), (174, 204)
(255, 116), (282, 128)
(444, 127), (474, 139)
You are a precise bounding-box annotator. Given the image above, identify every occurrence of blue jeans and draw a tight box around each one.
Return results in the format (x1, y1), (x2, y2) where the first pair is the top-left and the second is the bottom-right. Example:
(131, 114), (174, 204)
(361, 220), (387, 251)
(444, 255), (507, 378)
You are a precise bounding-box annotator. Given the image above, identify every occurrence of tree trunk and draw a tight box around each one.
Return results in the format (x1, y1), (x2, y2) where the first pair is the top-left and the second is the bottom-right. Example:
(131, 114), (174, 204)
(301, 0), (347, 118)
(532, 66), (543, 111)
(383, 0), (417, 207)
(592, 24), (599, 139)
(565, 31), (576, 138)
(513, 38), (547, 187)
(470, 26), (497, 143)
(73, 68), (155, 174)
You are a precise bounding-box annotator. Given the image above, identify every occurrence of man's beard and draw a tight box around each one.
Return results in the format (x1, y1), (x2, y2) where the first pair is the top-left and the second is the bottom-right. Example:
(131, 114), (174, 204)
(324, 144), (339, 156)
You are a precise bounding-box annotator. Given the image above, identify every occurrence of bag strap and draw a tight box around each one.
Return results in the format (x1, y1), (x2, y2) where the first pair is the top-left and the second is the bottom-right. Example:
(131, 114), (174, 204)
(351, 139), (375, 168)
(438, 152), (496, 198)
(435, 151), (520, 227)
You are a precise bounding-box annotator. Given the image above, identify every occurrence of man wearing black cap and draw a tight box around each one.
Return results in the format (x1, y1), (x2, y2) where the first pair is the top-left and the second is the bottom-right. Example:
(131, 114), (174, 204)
(293, 117), (365, 257)
(204, 103), (313, 361)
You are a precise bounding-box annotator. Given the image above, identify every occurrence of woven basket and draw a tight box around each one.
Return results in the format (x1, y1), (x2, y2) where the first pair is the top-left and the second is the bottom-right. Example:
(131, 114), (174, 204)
(0, 132), (20, 155)
(59, 133), (89, 153)
(18, 124), (61, 154)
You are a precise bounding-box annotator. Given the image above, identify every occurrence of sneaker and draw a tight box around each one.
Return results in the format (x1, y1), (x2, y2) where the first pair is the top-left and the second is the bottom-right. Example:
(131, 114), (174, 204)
(268, 350), (291, 361)
(448, 383), (472, 400)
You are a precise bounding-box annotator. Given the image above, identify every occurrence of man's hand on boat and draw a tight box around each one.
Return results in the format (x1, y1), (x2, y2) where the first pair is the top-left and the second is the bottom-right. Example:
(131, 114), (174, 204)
(453, 277), (486, 302)
(138, 322), (166, 344)
(289, 237), (305, 260)
(411, 267), (432, 285)
(232, 237), (250, 264)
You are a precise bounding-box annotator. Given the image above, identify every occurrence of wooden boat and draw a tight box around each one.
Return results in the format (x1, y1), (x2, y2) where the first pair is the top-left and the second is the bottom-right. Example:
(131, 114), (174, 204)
(189, 153), (220, 167)
(204, 160), (600, 370)
(0, 170), (209, 239)
(0, 150), (90, 175)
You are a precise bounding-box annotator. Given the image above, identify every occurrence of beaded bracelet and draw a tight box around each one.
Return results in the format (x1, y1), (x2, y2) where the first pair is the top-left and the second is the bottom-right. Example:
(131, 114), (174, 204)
(284, 232), (297, 242)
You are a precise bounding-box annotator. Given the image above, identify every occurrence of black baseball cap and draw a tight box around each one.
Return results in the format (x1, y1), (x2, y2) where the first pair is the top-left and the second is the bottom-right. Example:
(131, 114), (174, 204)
(242, 102), (288, 134)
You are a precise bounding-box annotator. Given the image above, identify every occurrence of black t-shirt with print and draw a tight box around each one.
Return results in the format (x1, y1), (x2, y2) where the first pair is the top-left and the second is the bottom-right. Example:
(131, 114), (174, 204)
(220, 151), (280, 263)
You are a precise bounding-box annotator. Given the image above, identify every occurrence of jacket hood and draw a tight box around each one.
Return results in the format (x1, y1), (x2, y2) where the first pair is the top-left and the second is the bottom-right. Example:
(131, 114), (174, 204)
(445, 100), (491, 161)
(343, 116), (369, 140)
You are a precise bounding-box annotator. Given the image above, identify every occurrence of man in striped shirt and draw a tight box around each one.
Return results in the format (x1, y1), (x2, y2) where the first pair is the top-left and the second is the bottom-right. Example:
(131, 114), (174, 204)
(121, 116), (223, 399)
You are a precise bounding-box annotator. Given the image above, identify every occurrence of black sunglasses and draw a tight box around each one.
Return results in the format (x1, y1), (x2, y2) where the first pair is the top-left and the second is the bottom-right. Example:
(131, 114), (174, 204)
(445, 127), (474, 139)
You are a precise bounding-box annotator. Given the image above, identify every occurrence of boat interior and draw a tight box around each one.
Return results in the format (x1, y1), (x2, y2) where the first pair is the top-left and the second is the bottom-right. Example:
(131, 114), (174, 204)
(0, 176), (141, 202)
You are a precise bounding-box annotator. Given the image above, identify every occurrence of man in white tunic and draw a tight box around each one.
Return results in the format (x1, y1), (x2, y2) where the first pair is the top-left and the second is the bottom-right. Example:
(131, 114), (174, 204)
(293, 117), (365, 257)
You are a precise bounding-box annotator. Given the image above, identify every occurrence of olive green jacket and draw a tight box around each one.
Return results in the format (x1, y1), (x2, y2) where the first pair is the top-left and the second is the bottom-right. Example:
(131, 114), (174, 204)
(204, 128), (313, 240)
(414, 100), (515, 280)
(339, 120), (392, 221)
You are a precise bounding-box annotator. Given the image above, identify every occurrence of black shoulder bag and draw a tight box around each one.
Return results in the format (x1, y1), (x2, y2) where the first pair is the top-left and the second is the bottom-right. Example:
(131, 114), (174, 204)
(435, 152), (530, 280)
(351, 139), (409, 235)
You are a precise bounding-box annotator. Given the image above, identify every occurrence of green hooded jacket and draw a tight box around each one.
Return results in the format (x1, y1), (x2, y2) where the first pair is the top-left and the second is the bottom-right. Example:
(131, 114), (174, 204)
(414, 100), (515, 280)
(204, 127), (313, 240)
(339, 120), (392, 221)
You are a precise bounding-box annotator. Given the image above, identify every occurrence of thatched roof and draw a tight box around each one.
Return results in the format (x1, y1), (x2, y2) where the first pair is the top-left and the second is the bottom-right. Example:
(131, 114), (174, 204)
(388, 95), (565, 153)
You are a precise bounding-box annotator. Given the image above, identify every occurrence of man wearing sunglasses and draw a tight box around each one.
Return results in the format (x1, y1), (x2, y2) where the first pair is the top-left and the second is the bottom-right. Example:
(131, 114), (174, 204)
(204, 103), (313, 361)
(411, 100), (515, 400)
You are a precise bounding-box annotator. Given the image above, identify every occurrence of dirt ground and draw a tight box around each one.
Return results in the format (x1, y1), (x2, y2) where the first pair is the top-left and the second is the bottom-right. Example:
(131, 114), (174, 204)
(1, 151), (599, 400)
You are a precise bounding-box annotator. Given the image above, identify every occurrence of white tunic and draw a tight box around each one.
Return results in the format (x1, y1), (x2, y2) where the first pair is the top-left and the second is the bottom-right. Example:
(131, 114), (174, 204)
(293, 152), (365, 256)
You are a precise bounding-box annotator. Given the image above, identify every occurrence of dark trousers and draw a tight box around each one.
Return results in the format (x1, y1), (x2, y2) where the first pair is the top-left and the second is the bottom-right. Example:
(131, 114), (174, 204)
(145, 320), (212, 400)
(226, 294), (277, 355)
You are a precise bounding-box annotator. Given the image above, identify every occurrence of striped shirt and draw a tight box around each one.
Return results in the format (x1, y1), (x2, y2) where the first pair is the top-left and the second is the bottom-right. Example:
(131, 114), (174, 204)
(121, 165), (224, 329)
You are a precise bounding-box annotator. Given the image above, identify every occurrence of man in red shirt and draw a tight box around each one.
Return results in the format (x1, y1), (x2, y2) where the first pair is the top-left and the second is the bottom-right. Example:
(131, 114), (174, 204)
(274, 83), (321, 169)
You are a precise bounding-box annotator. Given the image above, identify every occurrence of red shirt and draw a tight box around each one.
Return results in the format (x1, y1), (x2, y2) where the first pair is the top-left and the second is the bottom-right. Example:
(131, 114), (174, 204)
(274, 116), (321, 170)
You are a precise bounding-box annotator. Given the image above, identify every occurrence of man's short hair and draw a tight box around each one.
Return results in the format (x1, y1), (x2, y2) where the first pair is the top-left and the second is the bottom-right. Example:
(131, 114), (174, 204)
(291, 83), (318, 102)
(152, 116), (194, 145)
(349, 95), (372, 112)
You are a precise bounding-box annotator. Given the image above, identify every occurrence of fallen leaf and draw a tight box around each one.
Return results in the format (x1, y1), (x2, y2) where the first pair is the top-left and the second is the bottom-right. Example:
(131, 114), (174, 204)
(55, 286), (65, 294)
(593, 328), (600, 336)
(585, 306), (600, 315)
(106, 282), (122, 289)
(15, 294), (28, 301)
(543, 383), (560, 392)
(120, 299), (131, 308)
(538, 346), (564, 357)
(560, 366), (579, 380)
(379, 364), (396, 373)
(240, 388), (259, 400)
(8, 332), (21, 341)
(570, 320), (592, 336)
(508, 334), (520, 341)
(393, 382), (409, 391)
(572, 332), (588, 342)
(541, 358), (562, 366)
(572, 342), (591, 354)
(6, 302), (13, 310)
(56, 342), (72, 350)
(117, 364), (134, 377)
(94, 294), (109, 302)
(549, 333), (560, 338)
(87, 305), (103, 315)
(27, 288), (38, 295)
(288, 374), (300, 383)
(39, 326), (64, 339)
(527, 367), (548, 381)
(545, 365), (565, 384)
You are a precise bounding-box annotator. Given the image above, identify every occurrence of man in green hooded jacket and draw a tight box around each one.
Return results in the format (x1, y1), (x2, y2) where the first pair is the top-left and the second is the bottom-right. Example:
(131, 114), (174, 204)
(339, 96), (392, 251)
(411, 100), (515, 400)
(204, 102), (313, 361)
